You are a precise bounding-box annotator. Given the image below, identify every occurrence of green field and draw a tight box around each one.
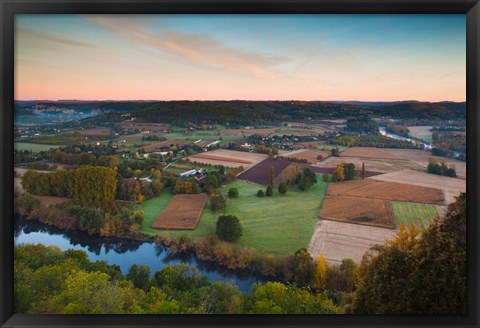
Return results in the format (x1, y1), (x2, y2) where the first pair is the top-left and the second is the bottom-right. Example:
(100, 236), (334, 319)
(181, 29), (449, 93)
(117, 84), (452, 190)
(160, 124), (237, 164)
(417, 135), (433, 142)
(392, 201), (441, 229)
(140, 174), (328, 256)
(139, 188), (174, 233)
(14, 142), (60, 152)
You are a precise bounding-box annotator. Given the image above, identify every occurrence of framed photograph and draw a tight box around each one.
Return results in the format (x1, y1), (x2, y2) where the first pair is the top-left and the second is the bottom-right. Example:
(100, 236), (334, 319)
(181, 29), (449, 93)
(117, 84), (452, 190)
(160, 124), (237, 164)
(1, 1), (479, 327)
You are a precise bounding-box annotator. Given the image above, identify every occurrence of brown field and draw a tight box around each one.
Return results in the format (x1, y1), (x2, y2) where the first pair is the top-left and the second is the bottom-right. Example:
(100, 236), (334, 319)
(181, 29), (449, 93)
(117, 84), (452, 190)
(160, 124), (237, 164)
(115, 122), (171, 132)
(313, 156), (424, 174)
(187, 149), (267, 168)
(326, 178), (444, 204)
(308, 166), (383, 178)
(143, 140), (189, 152)
(407, 126), (433, 138)
(340, 147), (404, 160)
(221, 128), (278, 136)
(371, 169), (466, 204)
(34, 196), (70, 207)
(319, 195), (395, 228)
(280, 149), (331, 163)
(237, 158), (292, 186)
(151, 194), (208, 230)
(77, 128), (111, 136)
(308, 219), (397, 265)
(379, 149), (466, 179)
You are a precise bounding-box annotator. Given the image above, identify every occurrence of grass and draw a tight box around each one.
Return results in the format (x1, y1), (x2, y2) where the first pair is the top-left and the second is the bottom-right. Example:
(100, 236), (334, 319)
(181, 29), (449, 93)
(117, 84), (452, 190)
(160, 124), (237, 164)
(417, 135), (433, 142)
(139, 188), (174, 234)
(140, 174), (328, 256)
(392, 201), (441, 229)
(14, 142), (60, 152)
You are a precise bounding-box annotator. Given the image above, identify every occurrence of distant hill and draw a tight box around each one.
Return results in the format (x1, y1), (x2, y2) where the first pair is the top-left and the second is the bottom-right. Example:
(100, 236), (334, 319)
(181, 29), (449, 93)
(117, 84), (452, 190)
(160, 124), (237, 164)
(15, 100), (465, 127)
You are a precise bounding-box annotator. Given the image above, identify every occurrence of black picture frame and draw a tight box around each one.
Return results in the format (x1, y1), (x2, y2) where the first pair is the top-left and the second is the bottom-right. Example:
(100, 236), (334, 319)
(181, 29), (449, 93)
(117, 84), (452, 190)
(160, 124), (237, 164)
(1, 1), (479, 327)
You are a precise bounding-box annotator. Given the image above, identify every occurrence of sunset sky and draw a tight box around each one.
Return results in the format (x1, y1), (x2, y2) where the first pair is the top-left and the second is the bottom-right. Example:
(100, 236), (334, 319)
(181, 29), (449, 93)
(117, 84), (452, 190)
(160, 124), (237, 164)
(15, 14), (466, 102)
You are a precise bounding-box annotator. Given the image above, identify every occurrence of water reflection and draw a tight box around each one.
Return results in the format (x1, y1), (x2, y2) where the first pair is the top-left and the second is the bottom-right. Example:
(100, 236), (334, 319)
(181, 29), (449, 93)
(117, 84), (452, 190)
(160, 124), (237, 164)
(14, 216), (266, 293)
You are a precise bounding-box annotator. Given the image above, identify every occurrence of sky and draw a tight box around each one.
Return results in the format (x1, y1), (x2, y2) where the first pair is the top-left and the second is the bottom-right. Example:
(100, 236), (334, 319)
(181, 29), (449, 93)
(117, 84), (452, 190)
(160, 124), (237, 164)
(15, 14), (466, 102)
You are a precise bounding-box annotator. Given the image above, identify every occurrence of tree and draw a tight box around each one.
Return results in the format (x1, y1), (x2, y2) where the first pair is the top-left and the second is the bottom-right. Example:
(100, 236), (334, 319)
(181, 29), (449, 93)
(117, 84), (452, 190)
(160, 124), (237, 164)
(322, 173), (329, 182)
(126, 264), (151, 291)
(333, 162), (345, 182)
(251, 282), (339, 314)
(269, 166), (275, 189)
(361, 162), (366, 179)
(278, 182), (287, 195)
(228, 188), (239, 198)
(210, 193), (226, 212)
(343, 163), (356, 181)
(257, 189), (264, 197)
(350, 193), (466, 314)
(311, 254), (328, 291)
(281, 164), (299, 185)
(265, 185), (273, 197)
(292, 248), (314, 287)
(297, 168), (317, 191)
(216, 215), (243, 242)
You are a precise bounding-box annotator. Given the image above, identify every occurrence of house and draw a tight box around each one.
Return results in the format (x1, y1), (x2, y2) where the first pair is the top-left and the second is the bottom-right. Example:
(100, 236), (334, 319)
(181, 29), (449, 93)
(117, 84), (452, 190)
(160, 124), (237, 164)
(179, 169), (198, 177)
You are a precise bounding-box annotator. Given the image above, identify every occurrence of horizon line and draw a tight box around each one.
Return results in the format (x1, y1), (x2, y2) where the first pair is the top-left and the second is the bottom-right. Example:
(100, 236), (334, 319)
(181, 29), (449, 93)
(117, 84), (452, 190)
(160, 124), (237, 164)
(14, 99), (466, 103)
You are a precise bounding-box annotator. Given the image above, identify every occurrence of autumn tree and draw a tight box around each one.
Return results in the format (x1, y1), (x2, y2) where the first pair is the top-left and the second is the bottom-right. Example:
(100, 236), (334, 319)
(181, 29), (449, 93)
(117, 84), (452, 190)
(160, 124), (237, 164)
(333, 162), (345, 182)
(350, 193), (466, 314)
(322, 173), (329, 182)
(268, 166), (275, 189)
(281, 164), (299, 185)
(210, 193), (226, 212)
(311, 254), (328, 291)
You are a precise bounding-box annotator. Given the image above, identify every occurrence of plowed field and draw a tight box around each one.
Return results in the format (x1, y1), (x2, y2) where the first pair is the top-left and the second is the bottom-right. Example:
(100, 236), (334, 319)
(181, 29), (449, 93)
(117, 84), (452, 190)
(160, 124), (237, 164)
(237, 158), (292, 186)
(151, 194), (208, 230)
(319, 195), (395, 228)
(326, 178), (444, 204)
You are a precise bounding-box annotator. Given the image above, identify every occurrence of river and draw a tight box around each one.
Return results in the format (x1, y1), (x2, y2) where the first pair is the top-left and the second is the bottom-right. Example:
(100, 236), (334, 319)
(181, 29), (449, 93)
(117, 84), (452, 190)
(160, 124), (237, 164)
(378, 126), (433, 149)
(14, 216), (268, 293)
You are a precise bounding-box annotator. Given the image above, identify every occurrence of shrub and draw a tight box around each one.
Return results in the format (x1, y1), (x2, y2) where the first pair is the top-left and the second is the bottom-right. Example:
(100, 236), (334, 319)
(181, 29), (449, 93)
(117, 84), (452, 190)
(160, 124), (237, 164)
(210, 193), (226, 212)
(228, 187), (239, 198)
(266, 185), (273, 197)
(322, 173), (329, 182)
(257, 189), (264, 197)
(216, 215), (243, 242)
(278, 182), (287, 195)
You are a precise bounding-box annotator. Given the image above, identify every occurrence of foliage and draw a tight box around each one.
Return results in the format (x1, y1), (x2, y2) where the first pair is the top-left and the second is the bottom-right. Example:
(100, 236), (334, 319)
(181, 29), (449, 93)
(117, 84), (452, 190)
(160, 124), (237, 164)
(265, 185), (273, 197)
(311, 254), (328, 291)
(296, 168), (318, 191)
(15, 244), (343, 314)
(278, 182), (287, 195)
(210, 193), (226, 212)
(269, 166), (275, 189)
(251, 282), (339, 314)
(256, 189), (264, 197)
(21, 166), (117, 207)
(281, 164), (300, 185)
(228, 187), (239, 198)
(216, 215), (243, 242)
(351, 193), (466, 314)
(427, 157), (457, 177)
